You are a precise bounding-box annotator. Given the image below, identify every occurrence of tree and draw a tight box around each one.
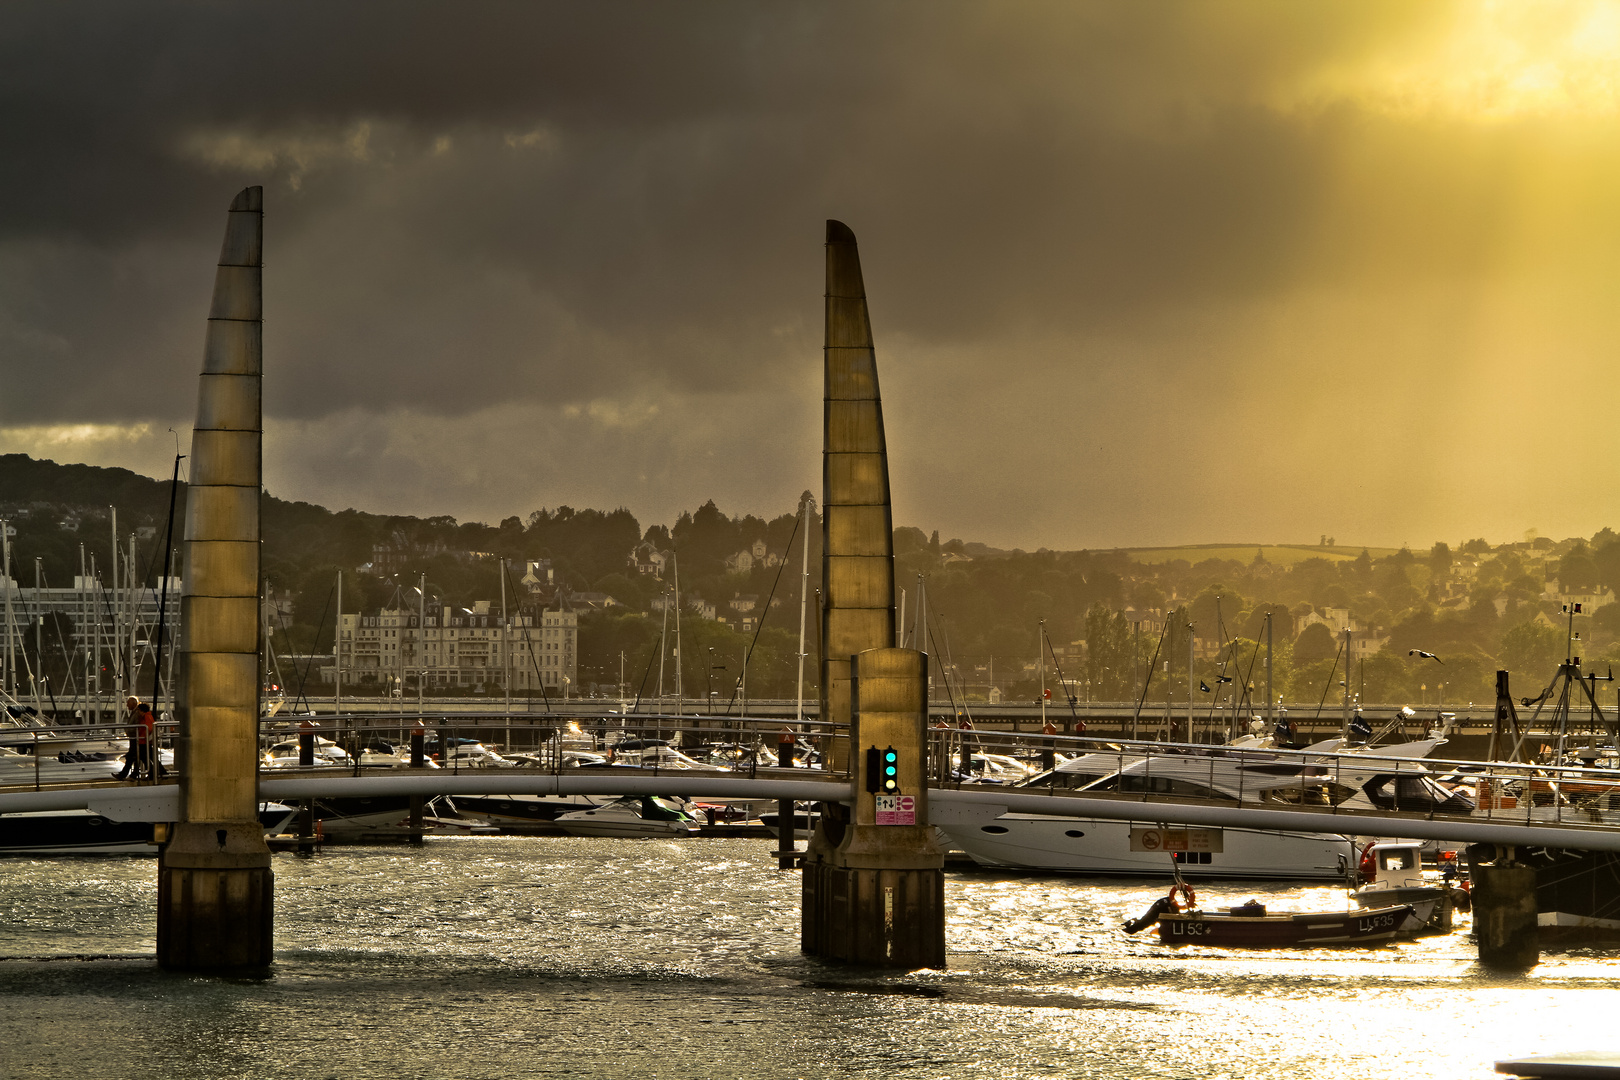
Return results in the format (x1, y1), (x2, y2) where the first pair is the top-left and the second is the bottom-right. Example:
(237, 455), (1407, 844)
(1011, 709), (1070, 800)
(1554, 542), (1598, 592)
(1500, 620), (1564, 683)
(1084, 603), (1135, 701)
(1429, 541), (1453, 579)
(1293, 622), (1338, 662)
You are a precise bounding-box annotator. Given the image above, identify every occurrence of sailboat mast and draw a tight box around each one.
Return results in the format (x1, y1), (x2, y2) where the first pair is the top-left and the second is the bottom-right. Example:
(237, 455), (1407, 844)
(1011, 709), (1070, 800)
(417, 571), (426, 716)
(1341, 626), (1353, 738)
(149, 452), (182, 711)
(34, 557), (44, 714)
(335, 570), (343, 717)
(109, 506), (119, 702)
(90, 553), (102, 723)
(1265, 612), (1274, 729)
(1187, 617), (1194, 743)
(499, 560), (509, 715)
(1, 516), (12, 698)
(673, 553), (682, 715)
(795, 494), (811, 728)
(657, 587), (669, 707)
(1038, 619), (1046, 731)
(77, 544), (88, 721)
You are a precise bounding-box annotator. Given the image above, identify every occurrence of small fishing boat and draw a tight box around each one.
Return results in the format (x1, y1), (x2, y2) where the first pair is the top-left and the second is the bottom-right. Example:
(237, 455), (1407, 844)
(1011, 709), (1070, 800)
(1124, 882), (1415, 947)
(1351, 840), (1470, 933)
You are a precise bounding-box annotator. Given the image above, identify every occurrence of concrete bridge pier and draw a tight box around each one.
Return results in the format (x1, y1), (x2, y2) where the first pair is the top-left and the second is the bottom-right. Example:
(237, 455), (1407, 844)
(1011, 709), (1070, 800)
(1470, 846), (1539, 969)
(156, 186), (274, 971)
(802, 648), (945, 967)
(801, 220), (944, 968)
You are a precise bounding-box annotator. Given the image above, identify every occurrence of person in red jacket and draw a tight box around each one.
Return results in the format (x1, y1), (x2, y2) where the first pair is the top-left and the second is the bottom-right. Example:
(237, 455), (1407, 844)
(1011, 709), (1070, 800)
(134, 703), (167, 780)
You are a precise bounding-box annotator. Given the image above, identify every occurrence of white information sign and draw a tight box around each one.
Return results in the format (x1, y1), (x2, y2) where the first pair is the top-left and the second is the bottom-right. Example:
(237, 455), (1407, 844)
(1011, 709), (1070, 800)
(874, 794), (916, 826)
(1129, 827), (1223, 853)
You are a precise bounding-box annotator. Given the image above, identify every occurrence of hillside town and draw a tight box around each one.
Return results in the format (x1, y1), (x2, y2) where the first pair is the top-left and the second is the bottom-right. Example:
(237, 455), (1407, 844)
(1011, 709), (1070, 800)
(1, 455), (1615, 709)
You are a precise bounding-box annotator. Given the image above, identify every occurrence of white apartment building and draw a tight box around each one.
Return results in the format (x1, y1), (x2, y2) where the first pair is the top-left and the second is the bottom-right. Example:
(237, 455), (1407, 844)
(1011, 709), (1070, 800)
(332, 601), (576, 693)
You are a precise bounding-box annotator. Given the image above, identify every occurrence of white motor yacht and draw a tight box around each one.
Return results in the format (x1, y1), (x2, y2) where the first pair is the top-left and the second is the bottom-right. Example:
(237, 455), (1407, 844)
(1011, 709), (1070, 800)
(0, 745), (126, 784)
(937, 738), (1458, 880)
(555, 795), (698, 838)
(261, 737), (351, 769)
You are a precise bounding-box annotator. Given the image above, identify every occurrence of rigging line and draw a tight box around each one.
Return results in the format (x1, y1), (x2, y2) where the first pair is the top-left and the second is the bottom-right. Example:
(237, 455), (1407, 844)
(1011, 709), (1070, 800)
(499, 559), (552, 713)
(1131, 614), (1171, 732)
(1041, 624), (1081, 727)
(1312, 642), (1346, 721)
(288, 580), (336, 712)
(723, 510), (801, 715)
(935, 612), (973, 725)
(925, 617), (964, 729)
(1235, 636), (1263, 715)
(628, 634), (660, 714)
(35, 567), (79, 706)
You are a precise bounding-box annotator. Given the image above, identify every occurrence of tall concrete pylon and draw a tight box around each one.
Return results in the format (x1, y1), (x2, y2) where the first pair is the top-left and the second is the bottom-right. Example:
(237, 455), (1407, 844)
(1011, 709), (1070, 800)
(801, 220), (945, 968)
(157, 187), (273, 970)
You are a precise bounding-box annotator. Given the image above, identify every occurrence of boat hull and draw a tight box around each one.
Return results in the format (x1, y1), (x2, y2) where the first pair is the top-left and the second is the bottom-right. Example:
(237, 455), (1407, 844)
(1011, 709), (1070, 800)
(1157, 903), (1413, 946)
(940, 814), (1355, 880)
(0, 804), (297, 856)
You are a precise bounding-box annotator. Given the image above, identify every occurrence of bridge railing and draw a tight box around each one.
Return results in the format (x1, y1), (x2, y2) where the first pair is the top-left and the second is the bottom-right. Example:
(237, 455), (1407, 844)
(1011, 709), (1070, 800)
(253, 710), (845, 779)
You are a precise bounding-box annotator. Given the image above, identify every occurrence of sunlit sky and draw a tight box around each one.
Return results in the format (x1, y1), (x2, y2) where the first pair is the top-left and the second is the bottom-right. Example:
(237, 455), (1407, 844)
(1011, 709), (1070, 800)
(4, 2), (1620, 550)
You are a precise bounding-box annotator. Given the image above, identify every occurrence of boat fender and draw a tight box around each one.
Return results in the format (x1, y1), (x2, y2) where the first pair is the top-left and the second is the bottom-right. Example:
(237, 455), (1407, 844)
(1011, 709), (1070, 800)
(1123, 895), (1173, 934)
(1166, 881), (1197, 912)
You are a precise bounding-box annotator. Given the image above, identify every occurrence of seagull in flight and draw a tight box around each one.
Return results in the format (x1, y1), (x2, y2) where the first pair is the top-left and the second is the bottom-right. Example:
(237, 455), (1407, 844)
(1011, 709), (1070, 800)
(1409, 649), (1443, 664)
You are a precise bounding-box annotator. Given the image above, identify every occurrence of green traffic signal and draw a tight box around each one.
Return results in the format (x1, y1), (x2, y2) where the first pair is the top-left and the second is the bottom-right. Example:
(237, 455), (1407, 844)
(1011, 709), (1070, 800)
(881, 746), (899, 793)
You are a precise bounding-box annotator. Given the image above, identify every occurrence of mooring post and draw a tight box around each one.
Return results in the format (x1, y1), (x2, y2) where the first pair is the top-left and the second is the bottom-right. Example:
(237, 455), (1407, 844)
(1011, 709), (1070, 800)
(776, 798), (796, 869)
(1469, 845), (1539, 969)
(156, 186), (274, 972)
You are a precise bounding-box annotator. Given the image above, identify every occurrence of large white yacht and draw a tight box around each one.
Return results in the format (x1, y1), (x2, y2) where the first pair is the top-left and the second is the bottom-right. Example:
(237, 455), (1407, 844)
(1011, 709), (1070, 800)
(936, 738), (1464, 880)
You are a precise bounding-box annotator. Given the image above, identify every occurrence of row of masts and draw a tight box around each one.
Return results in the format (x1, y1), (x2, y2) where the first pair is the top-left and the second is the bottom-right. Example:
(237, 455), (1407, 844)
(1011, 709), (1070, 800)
(0, 506), (179, 724)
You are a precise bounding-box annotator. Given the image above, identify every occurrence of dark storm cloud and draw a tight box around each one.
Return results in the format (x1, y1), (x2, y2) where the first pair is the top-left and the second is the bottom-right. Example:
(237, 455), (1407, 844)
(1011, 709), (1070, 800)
(9, 2), (1620, 548)
(0, 0), (1449, 425)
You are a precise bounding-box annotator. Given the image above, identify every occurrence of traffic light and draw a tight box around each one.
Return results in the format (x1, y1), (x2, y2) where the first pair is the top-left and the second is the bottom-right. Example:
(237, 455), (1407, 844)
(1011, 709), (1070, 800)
(881, 746), (899, 794)
(864, 746), (880, 793)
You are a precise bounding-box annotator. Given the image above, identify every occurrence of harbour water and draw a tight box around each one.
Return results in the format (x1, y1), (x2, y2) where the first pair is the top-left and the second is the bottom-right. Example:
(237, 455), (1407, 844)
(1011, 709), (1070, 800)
(1, 837), (1615, 1079)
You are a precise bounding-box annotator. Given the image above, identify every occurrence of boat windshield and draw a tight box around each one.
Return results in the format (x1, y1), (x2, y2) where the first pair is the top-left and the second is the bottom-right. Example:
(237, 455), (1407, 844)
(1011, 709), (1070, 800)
(1078, 773), (1238, 803)
(1360, 774), (1474, 813)
(1261, 782), (1360, 807)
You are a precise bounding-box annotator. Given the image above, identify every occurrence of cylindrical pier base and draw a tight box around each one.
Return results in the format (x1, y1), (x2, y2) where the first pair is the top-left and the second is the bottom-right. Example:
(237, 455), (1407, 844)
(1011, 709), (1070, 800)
(776, 798), (796, 870)
(801, 858), (945, 968)
(1472, 859), (1539, 969)
(156, 822), (274, 971)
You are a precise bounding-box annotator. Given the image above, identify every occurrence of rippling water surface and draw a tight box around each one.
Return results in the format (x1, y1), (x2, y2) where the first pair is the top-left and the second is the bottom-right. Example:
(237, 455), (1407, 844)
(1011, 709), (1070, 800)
(0, 837), (1615, 1079)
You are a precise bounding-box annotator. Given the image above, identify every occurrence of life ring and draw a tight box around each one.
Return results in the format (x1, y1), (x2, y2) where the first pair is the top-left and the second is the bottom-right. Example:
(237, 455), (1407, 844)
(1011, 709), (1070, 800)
(1166, 882), (1197, 912)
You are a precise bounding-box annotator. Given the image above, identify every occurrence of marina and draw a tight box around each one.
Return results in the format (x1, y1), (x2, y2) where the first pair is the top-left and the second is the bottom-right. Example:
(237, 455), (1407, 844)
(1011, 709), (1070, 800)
(4, 12), (1620, 1074)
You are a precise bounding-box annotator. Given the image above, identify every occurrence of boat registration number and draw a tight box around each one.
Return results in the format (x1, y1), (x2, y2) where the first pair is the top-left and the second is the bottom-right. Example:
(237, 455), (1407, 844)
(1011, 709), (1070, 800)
(1356, 912), (1398, 933)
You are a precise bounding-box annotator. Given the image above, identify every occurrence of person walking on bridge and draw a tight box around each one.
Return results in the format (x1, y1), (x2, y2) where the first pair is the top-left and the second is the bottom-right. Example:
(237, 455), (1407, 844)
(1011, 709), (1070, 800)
(113, 696), (142, 781)
(134, 703), (167, 780)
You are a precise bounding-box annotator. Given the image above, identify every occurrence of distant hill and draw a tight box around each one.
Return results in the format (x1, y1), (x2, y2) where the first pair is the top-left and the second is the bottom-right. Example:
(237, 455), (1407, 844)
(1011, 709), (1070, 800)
(1124, 543), (1403, 567)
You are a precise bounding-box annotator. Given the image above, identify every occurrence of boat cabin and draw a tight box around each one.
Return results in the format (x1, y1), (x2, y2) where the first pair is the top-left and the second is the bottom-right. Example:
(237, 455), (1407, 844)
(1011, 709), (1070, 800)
(1364, 841), (1425, 890)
